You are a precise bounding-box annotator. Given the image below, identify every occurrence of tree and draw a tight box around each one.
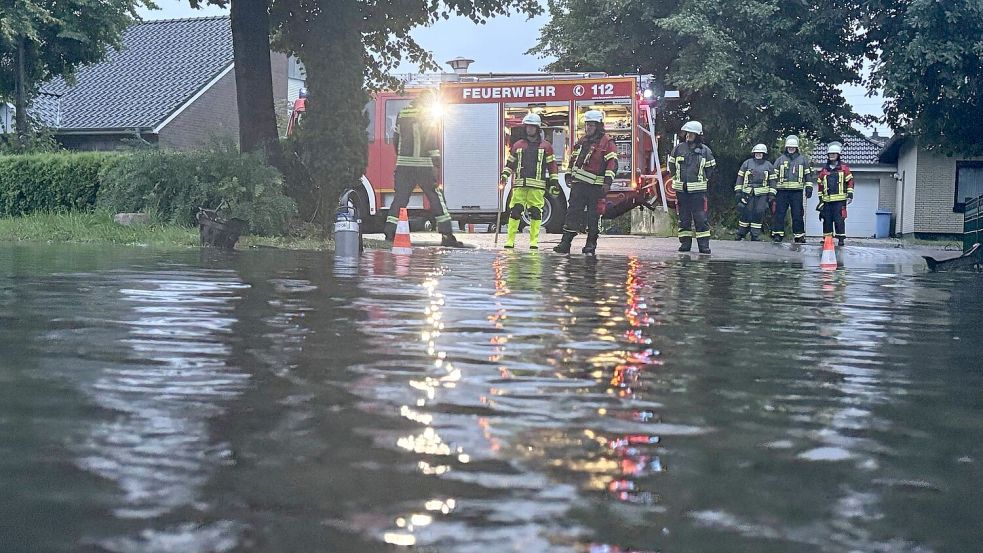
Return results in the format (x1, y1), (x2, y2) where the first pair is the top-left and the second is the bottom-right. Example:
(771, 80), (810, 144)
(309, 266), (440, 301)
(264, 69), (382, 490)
(532, 0), (867, 221)
(0, 0), (149, 141)
(866, 0), (983, 154)
(186, 0), (281, 161)
(271, 0), (542, 227)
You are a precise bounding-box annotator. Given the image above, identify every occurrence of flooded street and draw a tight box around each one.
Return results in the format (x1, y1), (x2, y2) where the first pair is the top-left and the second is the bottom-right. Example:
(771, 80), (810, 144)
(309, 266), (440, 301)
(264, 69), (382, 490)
(1, 243), (981, 552)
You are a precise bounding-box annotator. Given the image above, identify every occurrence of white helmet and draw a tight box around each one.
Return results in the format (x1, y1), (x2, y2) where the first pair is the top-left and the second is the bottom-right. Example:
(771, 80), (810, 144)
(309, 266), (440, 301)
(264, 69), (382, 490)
(785, 135), (799, 148)
(522, 113), (542, 127)
(752, 143), (768, 154)
(827, 141), (843, 155)
(681, 120), (703, 135)
(584, 110), (604, 123)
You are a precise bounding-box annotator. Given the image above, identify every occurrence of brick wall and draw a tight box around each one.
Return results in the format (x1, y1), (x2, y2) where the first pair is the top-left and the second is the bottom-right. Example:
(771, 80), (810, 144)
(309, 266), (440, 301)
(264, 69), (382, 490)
(158, 67), (238, 150)
(159, 53), (289, 150)
(914, 149), (983, 235)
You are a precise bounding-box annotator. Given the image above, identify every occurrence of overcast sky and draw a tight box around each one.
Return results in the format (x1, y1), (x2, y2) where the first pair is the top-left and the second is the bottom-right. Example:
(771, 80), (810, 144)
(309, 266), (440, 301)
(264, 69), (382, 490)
(140, 0), (890, 135)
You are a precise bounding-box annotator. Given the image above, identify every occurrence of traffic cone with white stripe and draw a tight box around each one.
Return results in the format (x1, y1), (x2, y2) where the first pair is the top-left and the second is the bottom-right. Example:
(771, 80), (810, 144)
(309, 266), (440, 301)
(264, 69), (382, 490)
(820, 235), (838, 270)
(391, 207), (413, 255)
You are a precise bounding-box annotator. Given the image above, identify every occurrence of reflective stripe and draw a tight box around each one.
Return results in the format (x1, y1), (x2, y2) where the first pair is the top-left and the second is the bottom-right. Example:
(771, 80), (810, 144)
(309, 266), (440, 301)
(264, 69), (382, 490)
(397, 156), (433, 167)
(750, 223), (762, 229)
(738, 221), (750, 228)
(386, 215), (399, 224)
(695, 230), (711, 238)
(604, 152), (618, 161)
(678, 229), (694, 237)
(773, 230), (786, 236)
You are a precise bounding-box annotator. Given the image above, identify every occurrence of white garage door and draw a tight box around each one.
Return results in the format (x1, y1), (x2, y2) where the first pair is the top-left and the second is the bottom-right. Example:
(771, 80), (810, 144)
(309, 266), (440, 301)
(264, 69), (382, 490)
(806, 175), (879, 237)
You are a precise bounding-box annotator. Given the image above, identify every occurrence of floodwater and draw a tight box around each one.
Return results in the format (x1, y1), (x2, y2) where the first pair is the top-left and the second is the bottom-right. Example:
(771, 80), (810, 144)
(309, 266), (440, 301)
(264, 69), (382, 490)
(1, 243), (981, 553)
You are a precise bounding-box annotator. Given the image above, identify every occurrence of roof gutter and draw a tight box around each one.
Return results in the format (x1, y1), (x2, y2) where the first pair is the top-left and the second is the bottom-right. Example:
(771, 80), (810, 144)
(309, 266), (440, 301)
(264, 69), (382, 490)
(53, 127), (155, 135)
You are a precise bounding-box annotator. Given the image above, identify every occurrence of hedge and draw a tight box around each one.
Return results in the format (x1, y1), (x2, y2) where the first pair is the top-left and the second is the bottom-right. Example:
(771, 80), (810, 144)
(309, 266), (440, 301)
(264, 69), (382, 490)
(0, 143), (297, 236)
(0, 152), (116, 217)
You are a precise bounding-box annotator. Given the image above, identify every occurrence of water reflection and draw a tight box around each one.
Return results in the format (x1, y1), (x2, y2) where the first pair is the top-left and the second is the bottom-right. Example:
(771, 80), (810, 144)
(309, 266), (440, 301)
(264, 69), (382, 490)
(3, 245), (983, 553)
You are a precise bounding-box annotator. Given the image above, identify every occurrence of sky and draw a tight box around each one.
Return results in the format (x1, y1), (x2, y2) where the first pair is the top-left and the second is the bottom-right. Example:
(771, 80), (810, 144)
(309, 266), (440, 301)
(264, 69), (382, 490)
(140, 0), (890, 136)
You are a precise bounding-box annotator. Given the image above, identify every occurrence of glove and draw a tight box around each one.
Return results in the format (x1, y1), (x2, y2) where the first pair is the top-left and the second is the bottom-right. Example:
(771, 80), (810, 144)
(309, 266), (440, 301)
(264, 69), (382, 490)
(603, 176), (613, 187)
(816, 201), (825, 213)
(770, 199), (777, 214)
(548, 179), (560, 197)
(735, 192), (744, 205)
(768, 193), (775, 204)
(805, 188), (813, 199)
(847, 191), (854, 205)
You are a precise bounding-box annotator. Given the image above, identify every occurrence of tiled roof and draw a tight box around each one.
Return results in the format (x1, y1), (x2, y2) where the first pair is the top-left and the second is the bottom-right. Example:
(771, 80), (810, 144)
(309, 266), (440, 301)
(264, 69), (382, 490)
(33, 16), (233, 131)
(811, 135), (888, 167)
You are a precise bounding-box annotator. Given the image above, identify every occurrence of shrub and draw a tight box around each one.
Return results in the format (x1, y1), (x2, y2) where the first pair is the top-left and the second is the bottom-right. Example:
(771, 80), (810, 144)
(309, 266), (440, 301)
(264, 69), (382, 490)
(98, 140), (297, 235)
(0, 152), (116, 217)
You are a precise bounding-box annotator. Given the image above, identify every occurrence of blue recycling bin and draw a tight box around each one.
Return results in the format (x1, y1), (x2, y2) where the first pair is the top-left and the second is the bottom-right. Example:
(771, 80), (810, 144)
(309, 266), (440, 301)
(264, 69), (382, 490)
(875, 210), (892, 238)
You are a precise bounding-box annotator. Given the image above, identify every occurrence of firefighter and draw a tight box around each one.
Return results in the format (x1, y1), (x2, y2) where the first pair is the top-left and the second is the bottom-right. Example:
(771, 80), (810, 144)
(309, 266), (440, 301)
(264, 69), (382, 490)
(771, 135), (814, 243)
(816, 141), (854, 246)
(384, 91), (465, 247)
(734, 143), (776, 241)
(501, 113), (559, 250)
(553, 110), (618, 255)
(668, 121), (716, 254)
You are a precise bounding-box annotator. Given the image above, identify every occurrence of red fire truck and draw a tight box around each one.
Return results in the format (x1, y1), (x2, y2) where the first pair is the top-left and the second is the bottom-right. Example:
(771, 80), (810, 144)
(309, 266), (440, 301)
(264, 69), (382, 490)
(287, 73), (673, 233)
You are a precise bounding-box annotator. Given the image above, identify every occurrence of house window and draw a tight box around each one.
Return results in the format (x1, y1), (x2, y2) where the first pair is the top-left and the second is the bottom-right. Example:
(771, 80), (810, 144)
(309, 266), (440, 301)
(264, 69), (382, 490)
(955, 161), (983, 213)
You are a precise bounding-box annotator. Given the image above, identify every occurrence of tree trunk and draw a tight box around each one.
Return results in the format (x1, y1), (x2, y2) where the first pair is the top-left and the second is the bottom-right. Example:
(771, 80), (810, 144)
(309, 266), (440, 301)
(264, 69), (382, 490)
(15, 35), (27, 140)
(230, 0), (280, 161)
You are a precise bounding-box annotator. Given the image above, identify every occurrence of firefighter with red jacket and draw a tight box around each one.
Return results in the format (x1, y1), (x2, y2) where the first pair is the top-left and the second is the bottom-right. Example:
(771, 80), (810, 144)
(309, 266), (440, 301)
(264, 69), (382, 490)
(553, 110), (618, 255)
(384, 91), (465, 248)
(501, 113), (558, 250)
(669, 121), (716, 254)
(816, 141), (854, 246)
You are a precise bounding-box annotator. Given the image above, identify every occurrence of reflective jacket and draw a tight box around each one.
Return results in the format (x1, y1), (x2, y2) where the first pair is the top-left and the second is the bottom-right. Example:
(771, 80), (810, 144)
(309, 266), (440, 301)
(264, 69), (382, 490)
(669, 141), (716, 192)
(568, 133), (618, 185)
(393, 107), (440, 168)
(735, 158), (776, 196)
(773, 152), (814, 191)
(502, 137), (559, 190)
(817, 160), (854, 202)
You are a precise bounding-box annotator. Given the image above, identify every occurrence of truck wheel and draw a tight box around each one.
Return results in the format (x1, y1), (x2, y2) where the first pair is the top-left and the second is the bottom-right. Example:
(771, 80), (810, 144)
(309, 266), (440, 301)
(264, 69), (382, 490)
(544, 193), (567, 233)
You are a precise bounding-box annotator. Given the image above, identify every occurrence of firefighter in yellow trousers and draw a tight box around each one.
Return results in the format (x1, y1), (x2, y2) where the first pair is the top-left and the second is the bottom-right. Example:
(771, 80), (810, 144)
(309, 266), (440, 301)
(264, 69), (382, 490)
(501, 113), (559, 250)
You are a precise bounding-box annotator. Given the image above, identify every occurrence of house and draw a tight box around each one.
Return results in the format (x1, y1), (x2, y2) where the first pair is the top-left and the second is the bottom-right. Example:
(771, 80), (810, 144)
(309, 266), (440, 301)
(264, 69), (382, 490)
(807, 133), (898, 238)
(5, 16), (306, 151)
(878, 135), (983, 239)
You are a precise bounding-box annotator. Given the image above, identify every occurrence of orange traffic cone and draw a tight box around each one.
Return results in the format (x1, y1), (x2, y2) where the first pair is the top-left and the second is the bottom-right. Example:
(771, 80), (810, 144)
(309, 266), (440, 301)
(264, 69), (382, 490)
(820, 235), (838, 270)
(391, 207), (413, 255)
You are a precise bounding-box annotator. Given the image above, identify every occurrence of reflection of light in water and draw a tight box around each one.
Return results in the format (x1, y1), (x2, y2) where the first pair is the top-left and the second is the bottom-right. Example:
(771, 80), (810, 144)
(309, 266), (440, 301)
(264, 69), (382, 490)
(50, 272), (253, 552)
(384, 273), (464, 547)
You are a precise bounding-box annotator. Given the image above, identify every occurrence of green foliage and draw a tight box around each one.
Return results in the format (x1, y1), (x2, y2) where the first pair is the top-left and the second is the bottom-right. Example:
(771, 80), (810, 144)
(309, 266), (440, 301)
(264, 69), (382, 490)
(0, 152), (113, 216)
(97, 142), (297, 235)
(0, 0), (154, 134)
(867, 0), (983, 154)
(0, 124), (60, 154)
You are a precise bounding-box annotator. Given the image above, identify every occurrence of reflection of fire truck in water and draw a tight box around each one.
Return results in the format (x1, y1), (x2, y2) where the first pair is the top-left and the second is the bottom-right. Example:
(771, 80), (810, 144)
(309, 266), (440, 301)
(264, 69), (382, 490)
(287, 73), (674, 233)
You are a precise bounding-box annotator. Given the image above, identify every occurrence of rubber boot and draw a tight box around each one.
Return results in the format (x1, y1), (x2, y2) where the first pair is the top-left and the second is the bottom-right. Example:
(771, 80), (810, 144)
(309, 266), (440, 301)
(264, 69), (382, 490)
(698, 237), (711, 254)
(838, 237), (845, 247)
(553, 231), (575, 254)
(735, 230), (746, 241)
(441, 233), (466, 248)
(383, 223), (396, 242)
(750, 229), (761, 242)
(772, 233), (784, 243)
(504, 217), (520, 249)
(582, 232), (598, 255)
(794, 236), (806, 244)
(528, 219), (542, 250)
(678, 237), (692, 252)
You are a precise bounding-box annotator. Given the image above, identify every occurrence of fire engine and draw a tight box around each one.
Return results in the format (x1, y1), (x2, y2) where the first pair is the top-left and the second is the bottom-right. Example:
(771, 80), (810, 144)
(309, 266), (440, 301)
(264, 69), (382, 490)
(287, 72), (674, 233)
